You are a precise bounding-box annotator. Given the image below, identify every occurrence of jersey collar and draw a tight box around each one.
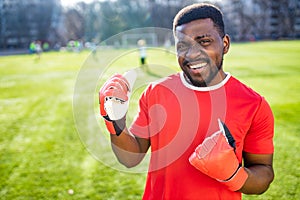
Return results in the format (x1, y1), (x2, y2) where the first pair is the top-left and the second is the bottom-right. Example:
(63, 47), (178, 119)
(179, 71), (231, 91)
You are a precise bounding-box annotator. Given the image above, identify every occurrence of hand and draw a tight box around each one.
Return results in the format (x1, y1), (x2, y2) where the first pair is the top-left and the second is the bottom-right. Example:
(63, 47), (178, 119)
(99, 71), (136, 135)
(189, 119), (248, 191)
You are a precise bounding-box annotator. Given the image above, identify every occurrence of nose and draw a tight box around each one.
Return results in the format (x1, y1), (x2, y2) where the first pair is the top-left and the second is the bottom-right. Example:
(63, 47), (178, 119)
(185, 43), (203, 61)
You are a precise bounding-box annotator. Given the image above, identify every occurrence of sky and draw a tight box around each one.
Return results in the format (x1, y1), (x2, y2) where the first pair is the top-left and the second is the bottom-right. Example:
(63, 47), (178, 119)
(60, 0), (95, 7)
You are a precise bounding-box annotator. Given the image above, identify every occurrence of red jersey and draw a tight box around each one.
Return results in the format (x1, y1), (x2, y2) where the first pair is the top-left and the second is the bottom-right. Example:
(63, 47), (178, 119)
(130, 72), (274, 200)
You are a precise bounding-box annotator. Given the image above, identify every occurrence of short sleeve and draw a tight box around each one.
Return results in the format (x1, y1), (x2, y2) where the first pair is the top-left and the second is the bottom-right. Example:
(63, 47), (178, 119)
(243, 97), (274, 154)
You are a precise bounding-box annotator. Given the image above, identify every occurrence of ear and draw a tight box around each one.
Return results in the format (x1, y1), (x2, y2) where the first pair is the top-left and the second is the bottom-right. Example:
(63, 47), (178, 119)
(223, 34), (230, 54)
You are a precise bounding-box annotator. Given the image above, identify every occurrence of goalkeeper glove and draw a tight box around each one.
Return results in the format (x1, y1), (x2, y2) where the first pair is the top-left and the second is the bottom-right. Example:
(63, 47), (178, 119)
(99, 70), (136, 135)
(189, 119), (248, 191)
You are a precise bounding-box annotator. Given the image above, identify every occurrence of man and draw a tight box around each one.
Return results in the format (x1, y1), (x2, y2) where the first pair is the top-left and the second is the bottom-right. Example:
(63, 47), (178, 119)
(138, 39), (147, 65)
(99, 3), (274, 199)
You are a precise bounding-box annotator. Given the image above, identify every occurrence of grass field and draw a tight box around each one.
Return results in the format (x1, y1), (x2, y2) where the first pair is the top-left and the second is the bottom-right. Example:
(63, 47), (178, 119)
(0, 40), (299, 199)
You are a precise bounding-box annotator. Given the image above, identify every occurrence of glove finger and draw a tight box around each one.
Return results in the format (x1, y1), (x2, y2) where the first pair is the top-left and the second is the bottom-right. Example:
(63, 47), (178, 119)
(101, 78), (128, 94)
(99, 74), (130, 117)
(195, 131), (220, 158)
(102, 81), (128, 100)
(100, 76), (129, 101)
(103, 88), (128, 102)
(108, 75), (130, 91)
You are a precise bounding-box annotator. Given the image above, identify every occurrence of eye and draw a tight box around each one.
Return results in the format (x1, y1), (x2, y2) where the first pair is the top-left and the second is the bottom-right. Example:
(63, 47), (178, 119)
(177, 42), (189, 51)
(199, 39), (212, 46)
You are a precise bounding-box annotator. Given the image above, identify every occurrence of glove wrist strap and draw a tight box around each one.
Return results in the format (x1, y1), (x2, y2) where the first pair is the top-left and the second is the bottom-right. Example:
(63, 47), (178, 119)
(220, 166), (248, 191)
(103, 116), (125, 136)
(104, 120), (117, 135)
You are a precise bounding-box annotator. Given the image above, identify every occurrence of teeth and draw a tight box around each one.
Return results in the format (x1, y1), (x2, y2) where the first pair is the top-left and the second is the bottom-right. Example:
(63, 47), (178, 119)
(190, 63), (207, 69)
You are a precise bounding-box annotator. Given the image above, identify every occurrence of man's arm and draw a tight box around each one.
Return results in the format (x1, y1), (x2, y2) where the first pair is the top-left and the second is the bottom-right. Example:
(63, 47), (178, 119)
(99, 71), (150, 168)
(110, 127), (150, 168)
(240, 97), (275, 194)
(239, 153), (274, 194)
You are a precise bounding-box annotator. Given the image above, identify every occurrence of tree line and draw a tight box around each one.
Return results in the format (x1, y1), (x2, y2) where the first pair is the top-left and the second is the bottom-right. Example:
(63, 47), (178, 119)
(64, 0), (299, 44)
(1, 0), (299, 49)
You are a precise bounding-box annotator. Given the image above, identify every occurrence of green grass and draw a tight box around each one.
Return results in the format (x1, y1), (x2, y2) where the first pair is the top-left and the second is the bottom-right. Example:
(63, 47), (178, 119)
(1, 40), (300, 199)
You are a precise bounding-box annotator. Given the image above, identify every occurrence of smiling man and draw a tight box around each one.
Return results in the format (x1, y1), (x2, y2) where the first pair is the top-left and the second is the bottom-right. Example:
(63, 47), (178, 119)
(175, 17), (228, 87)
(99, 3), (274, 199)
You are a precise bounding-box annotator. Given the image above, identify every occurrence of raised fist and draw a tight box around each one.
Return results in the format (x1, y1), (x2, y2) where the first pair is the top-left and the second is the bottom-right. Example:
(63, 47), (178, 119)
(99, 70), (136, 135)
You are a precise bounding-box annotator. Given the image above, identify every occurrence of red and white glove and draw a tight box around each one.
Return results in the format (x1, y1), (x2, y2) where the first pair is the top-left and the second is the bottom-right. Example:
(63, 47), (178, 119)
(99, 70), (136, 135)
(189, 119), (248, 191)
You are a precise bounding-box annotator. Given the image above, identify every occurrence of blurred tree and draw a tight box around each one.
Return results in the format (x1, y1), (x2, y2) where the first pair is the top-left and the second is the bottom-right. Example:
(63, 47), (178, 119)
(64, 7), (85, 40)
(224, 0), (300, 40)
(83, 1), (102, 42)
(70, 0), (154, 43)
(97, 0), (153, 41)
(0, 0), (61, 49)
(1, 0), (299, 49)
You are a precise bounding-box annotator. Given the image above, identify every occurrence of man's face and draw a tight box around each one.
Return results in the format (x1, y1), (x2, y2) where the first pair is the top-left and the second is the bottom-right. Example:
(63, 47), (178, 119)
(175, 18), (230, 87)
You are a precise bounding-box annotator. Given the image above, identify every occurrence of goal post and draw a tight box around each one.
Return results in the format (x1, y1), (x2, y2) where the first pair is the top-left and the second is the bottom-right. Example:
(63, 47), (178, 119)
(121, 33), (158, 48)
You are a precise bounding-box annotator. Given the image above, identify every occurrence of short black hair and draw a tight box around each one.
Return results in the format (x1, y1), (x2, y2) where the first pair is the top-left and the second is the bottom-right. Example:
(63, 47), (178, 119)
(173, 3), (225, 37)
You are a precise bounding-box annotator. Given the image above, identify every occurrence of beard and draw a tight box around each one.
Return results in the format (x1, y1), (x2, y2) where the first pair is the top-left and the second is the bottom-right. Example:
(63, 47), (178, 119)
(184, 57), (224, 87)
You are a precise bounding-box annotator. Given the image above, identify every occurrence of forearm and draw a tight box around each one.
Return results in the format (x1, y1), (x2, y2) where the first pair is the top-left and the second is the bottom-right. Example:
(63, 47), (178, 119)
(99, 71), (144, 167)
(110, 128), (149, 168)
(239, 164), (274, 194)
